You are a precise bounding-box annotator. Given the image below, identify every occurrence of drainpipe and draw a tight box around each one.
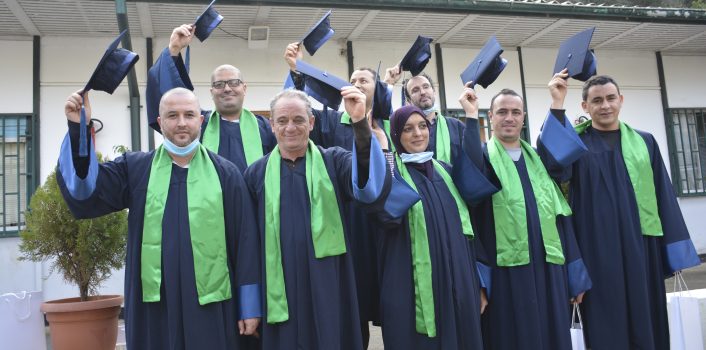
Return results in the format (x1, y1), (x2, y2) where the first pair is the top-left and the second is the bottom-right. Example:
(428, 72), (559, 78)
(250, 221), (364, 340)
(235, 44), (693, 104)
(115, 0), (141, 152)
(434, 43), (447, 114)
(146, 37), (155, 150)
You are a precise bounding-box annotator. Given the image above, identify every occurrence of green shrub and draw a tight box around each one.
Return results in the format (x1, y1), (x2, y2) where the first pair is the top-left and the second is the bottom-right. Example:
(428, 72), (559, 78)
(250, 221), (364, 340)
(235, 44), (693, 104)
(19, 155), (128, 301)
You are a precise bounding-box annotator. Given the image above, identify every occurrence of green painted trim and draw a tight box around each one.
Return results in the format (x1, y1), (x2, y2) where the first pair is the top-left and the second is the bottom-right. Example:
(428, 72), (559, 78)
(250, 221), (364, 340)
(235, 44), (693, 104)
(115, 0), (142, 152)
(108, 0), (706, 25)
(434, 43), (447, 114)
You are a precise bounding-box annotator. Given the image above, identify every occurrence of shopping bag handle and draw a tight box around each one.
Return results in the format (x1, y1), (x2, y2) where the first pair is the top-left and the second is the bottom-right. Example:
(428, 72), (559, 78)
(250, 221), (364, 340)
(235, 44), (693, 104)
(672, 271), (691, 296)
(2, 292), (33, 321)
(571, 303), (583, 328)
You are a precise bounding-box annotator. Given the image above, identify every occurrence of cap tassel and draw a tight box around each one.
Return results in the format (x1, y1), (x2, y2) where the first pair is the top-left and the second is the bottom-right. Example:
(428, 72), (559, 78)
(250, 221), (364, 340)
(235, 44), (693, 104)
(79, 101), (88, 157)
(471, 60), (482, 88)
(185, 46), (191, 73)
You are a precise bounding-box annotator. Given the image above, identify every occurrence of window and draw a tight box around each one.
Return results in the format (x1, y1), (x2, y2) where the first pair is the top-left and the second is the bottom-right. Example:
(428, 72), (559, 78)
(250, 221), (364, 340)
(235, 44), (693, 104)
(1, 114), (36, 237)
(668, 108), (706, 196)
(444, 109), (530, 142)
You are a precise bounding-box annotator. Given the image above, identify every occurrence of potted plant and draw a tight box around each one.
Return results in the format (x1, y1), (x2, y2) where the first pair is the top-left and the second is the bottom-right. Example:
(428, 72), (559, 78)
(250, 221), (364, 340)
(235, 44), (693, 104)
(19, 153), (128, 350)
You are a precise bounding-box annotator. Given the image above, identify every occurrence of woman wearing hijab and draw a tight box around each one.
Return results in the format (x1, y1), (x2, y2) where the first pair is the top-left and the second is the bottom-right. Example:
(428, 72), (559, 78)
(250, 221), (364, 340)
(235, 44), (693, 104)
(373, 104), (496, 350)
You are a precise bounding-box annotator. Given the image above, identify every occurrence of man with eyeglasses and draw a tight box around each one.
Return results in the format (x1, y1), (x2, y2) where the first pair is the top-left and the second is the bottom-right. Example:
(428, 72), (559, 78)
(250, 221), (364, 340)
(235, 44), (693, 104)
(386, 72), (465, 166)
(147, 24), (276, 172)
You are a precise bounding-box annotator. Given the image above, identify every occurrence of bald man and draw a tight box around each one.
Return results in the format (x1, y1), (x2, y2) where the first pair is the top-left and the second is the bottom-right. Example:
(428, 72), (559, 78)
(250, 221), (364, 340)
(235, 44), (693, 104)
(147, 24), (276, 171)
(58, 87), (261, 349)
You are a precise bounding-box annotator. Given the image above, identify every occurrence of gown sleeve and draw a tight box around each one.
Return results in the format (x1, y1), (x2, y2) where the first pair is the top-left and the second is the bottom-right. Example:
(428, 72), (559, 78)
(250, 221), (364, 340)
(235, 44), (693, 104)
(57, 121), (130, 219)
(557, 215), (592, 297)
(219, 159), (262, 320)
(536, 109), (577, 183)
(346, 119), (390, 205)
(646, 133), (701, 273)
(452, 117), (498, 205)
(146, 47), (194, 132)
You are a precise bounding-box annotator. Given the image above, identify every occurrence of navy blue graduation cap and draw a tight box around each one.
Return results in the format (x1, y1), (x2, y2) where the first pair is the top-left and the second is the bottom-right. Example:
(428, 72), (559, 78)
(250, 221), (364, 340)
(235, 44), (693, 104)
(194, 0), (223, 42)
(296, 59), (351, 110)
(371, 62), (393, 127)
(83, 30), (139, 94)
(301, 10), (335, 56)
(538, 112), (588, 167)
(553, 27), (597, 82)
(399, 36), (433, 76)
(81, 30), (139, 156)
(460, 36), (508, 89)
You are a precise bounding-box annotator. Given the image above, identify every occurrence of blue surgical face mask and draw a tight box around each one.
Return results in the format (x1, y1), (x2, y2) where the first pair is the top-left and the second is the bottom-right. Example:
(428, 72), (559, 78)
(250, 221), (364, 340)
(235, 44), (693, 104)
(399, 151), (434, 164)
(422, 106), (437, 116)
(162, 137), (200, 157)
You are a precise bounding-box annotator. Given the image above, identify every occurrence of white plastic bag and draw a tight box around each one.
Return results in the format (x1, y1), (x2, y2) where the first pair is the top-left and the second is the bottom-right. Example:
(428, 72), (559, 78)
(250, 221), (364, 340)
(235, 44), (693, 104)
(0, 291), (48, 350)
(570, 303), (586, 350)
(668, 271), (704, 350)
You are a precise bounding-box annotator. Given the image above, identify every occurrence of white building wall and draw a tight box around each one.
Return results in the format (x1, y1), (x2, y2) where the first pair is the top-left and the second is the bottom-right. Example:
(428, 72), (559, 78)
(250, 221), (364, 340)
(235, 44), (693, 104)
(662, 55), (706, 253)
(0, 39), (42, 296)
(2, 35), (705, 300)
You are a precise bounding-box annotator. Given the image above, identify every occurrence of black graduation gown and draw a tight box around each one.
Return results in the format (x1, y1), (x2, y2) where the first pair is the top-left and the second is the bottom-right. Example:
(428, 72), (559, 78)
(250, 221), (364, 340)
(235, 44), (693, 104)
(538, 111), (701, 350)
(467, 120), (591, 350)
(427, 113), (465, 164)
(371, 118), (498, 350)
(147, 47), (276, 171)
(243, 135), (390, 350)
(289, 70), (381, 326)
(56, 122), (261, 350)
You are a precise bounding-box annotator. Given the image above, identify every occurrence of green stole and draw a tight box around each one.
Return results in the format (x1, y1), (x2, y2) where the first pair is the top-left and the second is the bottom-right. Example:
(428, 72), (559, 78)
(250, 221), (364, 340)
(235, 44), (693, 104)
(202, 109), (263, 165)
(575, 120), (663, 236)
(487, 137), (571, 267)
(142, 145), (230, 305)
(433, 113), (452, 164)
(341, 111), (395, 152)
(395, 155), (473, 337)
(264, 140), (346, 323)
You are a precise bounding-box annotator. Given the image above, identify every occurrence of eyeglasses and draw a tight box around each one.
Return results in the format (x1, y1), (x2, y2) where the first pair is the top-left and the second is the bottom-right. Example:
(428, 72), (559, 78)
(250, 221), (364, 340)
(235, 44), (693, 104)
(212, 79), (244, 89)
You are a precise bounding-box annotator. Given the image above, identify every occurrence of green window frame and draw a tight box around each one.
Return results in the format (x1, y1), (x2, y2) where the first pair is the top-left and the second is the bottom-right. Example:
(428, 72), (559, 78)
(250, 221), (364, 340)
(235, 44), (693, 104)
(1, 114), (37, 237)
(667, 108), (706, 197)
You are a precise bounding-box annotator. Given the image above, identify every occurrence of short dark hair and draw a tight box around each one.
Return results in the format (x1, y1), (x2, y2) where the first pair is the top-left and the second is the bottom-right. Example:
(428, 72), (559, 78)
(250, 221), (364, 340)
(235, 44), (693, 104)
(402, 73), (434, 102)
(582, 75), (620, 101)
(353, 67), (377, 79)
(489, 89), (523, 112)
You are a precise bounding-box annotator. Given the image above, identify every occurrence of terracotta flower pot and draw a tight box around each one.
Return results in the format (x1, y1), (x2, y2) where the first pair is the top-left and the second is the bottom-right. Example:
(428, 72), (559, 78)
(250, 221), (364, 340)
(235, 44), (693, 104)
(41, 295), (123, 350)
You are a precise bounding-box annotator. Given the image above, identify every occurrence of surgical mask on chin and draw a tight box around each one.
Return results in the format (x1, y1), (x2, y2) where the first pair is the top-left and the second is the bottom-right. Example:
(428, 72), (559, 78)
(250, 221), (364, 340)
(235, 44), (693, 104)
(162, 137), (200, 157)
(422, 106), (438, 116)
(399, 151), (434, 164)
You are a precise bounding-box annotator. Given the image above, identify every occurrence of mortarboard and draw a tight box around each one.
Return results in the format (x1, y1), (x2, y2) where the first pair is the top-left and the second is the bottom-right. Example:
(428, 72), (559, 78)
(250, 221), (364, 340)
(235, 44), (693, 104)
(296, 59), (351, 110)
(84, 30), (139, 94)
(194, 0), (224, 42)
(371, 62), (393, 126)
(553, 27), (597, 82)
(538, 112), (588, 167)
(80, 30), (139, 157)
(399, 35), (433, 76)
(301, 10), (335, 56)
(460, 36), (507, 89)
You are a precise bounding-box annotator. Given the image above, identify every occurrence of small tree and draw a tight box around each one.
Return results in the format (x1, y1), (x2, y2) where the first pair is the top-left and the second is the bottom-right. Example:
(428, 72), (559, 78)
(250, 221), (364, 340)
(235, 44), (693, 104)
(19, 155), (128, 301)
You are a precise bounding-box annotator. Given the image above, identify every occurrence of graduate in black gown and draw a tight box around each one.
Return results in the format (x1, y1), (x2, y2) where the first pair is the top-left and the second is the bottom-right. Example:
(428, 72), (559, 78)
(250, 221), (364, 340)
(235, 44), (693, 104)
(385, 72), (465, 165)
(243, 88), (390, 350)
(540, 71), (700, 350)
(462, 87), (591, 350)
(283, 42), (397, 346)
(146, 24), (276, 171)
(373, 104), (497, 350)
(58, 88), (261, 350)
